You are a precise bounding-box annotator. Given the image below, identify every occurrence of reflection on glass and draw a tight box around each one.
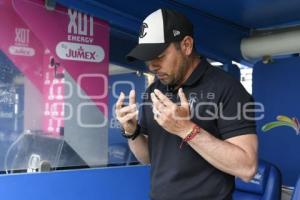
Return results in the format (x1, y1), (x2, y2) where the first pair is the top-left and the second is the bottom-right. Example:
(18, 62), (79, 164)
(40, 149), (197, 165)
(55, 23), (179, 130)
(0, 0), (148, 173)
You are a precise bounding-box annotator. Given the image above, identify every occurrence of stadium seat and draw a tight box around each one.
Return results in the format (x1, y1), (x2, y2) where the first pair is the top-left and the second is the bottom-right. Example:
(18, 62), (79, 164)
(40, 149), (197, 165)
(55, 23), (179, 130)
(233, 160), (281, 200)
(291, 175), (300, 200)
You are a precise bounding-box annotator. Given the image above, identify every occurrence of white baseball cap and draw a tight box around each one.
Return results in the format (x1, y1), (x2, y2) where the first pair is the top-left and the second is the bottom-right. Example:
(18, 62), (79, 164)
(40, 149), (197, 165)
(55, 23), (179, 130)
(126, 8), (194, 62)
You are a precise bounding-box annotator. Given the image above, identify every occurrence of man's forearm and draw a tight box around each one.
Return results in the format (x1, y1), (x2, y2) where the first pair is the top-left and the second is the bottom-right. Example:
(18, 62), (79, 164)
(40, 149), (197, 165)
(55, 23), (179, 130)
(186, 129), (257, 182)
(128, 134), (150, 164)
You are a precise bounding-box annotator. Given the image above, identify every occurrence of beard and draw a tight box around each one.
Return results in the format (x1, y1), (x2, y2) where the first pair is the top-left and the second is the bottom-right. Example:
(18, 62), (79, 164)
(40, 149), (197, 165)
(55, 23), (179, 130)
(160, 56), (189, 86)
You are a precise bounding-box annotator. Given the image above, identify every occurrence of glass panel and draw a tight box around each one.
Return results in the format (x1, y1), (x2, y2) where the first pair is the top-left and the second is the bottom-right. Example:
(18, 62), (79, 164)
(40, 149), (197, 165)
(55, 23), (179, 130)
(107, 66), (146, 166)
(0, 0), (147, 173)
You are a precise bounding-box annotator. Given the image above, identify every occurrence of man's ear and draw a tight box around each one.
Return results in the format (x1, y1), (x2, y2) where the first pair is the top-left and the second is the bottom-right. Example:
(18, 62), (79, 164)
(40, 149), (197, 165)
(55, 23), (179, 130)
(181, 36), (194, 56)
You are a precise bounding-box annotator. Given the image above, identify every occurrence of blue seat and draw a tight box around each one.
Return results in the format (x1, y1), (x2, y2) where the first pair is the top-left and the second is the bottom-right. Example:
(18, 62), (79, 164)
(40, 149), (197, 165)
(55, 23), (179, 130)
(233, 160), (281, 200)
(291, 176), (300, 200)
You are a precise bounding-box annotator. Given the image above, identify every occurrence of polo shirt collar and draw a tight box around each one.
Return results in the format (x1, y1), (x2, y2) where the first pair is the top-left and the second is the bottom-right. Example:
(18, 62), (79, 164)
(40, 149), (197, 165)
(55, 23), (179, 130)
(182, 58), (210, 87)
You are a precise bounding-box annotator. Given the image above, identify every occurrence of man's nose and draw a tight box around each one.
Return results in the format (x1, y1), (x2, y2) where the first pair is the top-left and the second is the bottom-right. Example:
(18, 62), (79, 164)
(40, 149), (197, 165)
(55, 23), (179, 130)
(147, 60), (160, 72)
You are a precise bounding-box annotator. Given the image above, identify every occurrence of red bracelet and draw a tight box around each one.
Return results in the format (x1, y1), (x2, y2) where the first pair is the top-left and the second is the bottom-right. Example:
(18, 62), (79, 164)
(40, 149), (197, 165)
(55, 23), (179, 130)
(179, 125), (202, 149)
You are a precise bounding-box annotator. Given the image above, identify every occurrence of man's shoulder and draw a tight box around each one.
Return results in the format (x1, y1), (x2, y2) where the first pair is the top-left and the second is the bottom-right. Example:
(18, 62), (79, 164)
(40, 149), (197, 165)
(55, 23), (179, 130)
(209, 65), (238, 82)
(206, 65), (244, 90)
(201, 64), (252, 100)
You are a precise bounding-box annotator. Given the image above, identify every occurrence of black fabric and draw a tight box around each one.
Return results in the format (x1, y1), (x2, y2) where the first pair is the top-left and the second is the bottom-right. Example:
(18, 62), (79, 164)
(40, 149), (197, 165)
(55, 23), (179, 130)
(126, 8), (194, 62)
(162, 8), (194, 43)
(139, 59), (256, 200)
(126, 43), (169, 62)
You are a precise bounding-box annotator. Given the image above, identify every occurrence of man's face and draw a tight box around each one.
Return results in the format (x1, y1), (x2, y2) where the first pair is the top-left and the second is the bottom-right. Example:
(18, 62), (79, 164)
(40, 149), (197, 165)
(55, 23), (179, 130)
(146, 43), (188, 86)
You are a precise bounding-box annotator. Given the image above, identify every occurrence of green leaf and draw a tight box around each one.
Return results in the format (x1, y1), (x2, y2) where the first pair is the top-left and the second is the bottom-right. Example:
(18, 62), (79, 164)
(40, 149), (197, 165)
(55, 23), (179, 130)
(261, 121), (296, 132)
(276, 115), (295, 125)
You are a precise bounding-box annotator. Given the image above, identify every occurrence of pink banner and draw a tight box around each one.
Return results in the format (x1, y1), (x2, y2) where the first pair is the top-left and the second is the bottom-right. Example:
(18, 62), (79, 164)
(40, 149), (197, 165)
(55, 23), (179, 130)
(13, 0), (110, 115)
(0, 0), (109, 135)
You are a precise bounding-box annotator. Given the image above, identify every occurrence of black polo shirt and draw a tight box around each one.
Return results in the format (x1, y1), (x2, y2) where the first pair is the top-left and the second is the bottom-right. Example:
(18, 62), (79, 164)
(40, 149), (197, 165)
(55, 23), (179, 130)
(139, 59), (256, 200)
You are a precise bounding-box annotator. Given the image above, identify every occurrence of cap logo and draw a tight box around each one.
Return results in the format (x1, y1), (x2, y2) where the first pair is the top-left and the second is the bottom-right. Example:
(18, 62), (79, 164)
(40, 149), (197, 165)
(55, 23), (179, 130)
(139, 23), (148, 38)
(173, 29), (180, 37)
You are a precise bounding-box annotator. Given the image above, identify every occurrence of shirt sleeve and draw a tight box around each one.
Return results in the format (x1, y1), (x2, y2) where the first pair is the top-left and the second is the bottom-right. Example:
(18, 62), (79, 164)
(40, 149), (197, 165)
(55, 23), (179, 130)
(217, 81), (257, 140)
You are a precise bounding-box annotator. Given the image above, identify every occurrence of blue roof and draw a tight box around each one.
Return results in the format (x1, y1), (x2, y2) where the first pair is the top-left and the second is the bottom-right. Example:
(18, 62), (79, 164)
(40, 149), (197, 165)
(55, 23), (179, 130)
(56, 0), (300, 67)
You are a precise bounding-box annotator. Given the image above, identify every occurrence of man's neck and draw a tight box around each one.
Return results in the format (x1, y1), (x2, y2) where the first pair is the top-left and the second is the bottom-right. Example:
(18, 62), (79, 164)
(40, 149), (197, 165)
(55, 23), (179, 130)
(175, 55), (201, 89)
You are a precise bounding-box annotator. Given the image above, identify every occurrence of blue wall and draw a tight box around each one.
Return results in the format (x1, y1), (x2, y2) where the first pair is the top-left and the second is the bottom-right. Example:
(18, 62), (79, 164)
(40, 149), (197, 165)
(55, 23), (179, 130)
(0, 165), (150, 200)
(253, 57), (300, 186)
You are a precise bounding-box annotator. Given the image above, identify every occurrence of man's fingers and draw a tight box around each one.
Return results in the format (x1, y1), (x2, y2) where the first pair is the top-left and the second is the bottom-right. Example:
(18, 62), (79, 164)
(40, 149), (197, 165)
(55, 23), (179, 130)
(151, 92), (158, 104)
(116, 92), (125, 110)
(129, 90), (136, 105)
(153, 112), (166, 127)
(151, 92), (163, 111)
(118, 104), (137, 117)
(154, 89), (173, 106)
(178, 88), (189, 109)
(119, 111), (138, 124)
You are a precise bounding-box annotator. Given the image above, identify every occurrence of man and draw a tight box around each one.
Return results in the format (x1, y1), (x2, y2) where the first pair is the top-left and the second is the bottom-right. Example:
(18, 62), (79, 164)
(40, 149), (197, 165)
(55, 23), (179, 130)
(115, 8), (258, 200)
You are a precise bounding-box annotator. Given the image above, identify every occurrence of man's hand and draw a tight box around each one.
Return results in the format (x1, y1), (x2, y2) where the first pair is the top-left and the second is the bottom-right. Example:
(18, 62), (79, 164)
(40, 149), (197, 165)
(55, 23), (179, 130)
(115, 90), (138, 134)
(151, 88), (194, 138)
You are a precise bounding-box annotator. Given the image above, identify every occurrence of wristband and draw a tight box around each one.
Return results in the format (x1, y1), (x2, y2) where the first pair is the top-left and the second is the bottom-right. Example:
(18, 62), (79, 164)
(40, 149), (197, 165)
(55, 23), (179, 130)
(179, 124), (202, 149)
(121, 124), (141, 140)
